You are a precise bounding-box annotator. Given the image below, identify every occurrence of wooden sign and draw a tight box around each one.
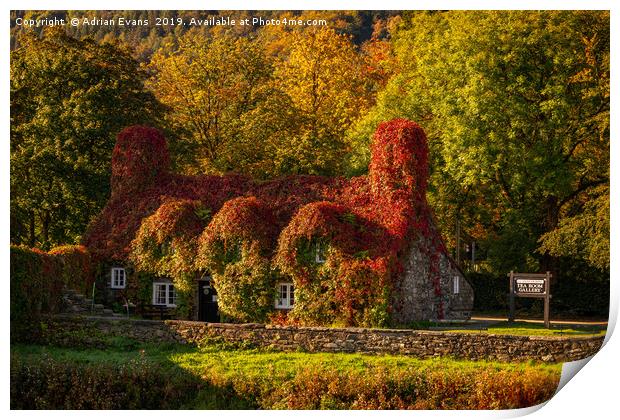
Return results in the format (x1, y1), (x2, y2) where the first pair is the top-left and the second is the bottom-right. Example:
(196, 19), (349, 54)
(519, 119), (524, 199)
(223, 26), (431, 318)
(515, 278), (545, 294)
(508, 271), (552, 328)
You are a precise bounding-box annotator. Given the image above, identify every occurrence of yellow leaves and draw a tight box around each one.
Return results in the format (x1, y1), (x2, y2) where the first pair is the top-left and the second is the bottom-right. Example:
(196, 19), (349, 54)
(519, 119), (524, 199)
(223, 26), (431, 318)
(147, 19), (374, 178)
(276, 27), (367, 120)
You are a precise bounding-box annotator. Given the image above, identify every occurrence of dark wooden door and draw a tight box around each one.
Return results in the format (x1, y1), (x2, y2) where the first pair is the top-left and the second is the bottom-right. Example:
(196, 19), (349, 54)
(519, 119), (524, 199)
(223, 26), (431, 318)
(198, 279), (219, 322)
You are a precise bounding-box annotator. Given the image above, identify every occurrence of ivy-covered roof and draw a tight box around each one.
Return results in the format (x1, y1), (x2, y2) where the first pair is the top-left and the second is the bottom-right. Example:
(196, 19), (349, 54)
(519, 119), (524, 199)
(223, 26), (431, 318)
(82, 119), (450, 323)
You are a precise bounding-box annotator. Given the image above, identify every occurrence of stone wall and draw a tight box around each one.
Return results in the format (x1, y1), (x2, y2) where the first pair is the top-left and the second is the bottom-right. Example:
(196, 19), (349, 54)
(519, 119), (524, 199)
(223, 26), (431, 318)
(50, 316), (602, 363)
(394, 234), (474, 324)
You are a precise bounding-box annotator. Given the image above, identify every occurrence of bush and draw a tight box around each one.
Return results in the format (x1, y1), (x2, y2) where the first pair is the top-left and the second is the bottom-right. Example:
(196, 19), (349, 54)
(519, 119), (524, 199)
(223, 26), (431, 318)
(10, 355), (207, 409)
(467, 272), (508, 312)
(48, 245), (93, 295)
(11, 244), (95, 341)
(259, 366), (558, 409)
(10, 245), (64, 341)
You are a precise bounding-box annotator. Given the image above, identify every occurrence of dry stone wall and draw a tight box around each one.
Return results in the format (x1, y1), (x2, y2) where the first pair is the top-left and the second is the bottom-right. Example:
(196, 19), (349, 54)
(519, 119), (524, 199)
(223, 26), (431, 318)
(49, 316), (602, 363)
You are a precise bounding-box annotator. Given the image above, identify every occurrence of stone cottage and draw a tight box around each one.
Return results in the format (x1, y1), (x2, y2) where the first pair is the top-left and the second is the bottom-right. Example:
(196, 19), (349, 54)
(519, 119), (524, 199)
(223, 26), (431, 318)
(82, 119), (473, 326)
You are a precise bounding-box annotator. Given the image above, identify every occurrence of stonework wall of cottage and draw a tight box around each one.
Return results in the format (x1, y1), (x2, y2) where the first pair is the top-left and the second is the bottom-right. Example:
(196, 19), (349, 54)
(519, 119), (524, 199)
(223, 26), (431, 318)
(49, 316), (602, 363)
(392, 234), (474, 324)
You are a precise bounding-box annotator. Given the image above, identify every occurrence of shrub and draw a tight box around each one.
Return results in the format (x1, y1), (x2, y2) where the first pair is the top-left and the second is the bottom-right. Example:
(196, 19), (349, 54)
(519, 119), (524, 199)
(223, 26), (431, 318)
(10, 245), (64, 341)
(467, 272), (508, 312)
(259, 365), (558, 409)
(10, 355), (206, 409)
(467, 268), (609, 318)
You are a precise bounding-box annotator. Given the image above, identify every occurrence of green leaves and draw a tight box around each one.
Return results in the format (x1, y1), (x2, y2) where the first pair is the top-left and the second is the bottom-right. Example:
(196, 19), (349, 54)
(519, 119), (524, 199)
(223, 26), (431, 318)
(11, 28), (162, 249)
(350, 11), (609, 273)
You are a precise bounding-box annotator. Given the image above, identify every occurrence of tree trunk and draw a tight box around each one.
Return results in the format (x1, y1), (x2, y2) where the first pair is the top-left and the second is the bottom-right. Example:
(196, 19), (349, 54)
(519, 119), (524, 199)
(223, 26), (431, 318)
(540, 196), (560, 280)
(40, 210), (50, 249)
(28, 211), (35, 248)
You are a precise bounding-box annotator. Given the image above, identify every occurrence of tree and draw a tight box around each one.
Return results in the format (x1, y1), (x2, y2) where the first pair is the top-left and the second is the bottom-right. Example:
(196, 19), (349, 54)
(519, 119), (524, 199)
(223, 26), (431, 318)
(10, 28), (162, 248)
(539, 185), (609, 270)
(349, 11), (609, 273)
(147, 30), (284, 176)
(270, 27), (372, 176)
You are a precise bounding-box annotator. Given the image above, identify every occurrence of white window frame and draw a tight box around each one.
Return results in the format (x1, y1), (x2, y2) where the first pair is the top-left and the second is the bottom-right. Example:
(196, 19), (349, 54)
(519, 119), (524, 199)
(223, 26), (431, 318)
(275, 282), (294, 309)
(453, 275), (460, 295)
(152, 281), (177, 308)
(315, 242), (326, 264)
(111, 267), (126, 289)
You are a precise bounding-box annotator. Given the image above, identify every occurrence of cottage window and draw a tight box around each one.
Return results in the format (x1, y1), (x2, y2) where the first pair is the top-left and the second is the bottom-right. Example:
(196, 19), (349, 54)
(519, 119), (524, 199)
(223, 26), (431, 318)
(111, 267), (126, 289)
(275, 283), (294, 309)
(453, 276), (460, 294)
(153, 282), (177, 307)
(315, 242), (326, 264)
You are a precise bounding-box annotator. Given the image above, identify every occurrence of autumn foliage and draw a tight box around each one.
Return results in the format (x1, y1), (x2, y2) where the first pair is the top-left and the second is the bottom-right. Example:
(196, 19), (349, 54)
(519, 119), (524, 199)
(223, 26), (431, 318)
(111, 125), (170, 194)
(84, 119), (448, 326)
(195, 197), (279, 322)
(11, 350), (560, 409)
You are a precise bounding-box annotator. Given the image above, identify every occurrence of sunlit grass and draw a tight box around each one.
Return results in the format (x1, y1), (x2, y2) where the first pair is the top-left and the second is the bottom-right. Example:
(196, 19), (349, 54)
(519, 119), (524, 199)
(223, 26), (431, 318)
(11, 340), (562, 377)
(11, 341), (562, 409)
(449, 321), (606, 337)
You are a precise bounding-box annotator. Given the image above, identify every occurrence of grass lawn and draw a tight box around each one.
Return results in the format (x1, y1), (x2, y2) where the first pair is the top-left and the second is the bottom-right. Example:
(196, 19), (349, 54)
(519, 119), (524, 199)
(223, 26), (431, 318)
(450, 321), (606, 337)
(11, 337), (562, 409)
(403, 320), (606, 337)
(12, 340), (561, 378)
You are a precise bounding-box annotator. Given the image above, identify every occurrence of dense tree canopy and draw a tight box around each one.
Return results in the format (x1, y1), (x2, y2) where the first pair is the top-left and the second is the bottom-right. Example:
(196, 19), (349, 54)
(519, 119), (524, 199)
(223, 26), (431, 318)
(147, 30), (285, 176)
(10, 28), (162, 248)
(269, 27), (372, 176)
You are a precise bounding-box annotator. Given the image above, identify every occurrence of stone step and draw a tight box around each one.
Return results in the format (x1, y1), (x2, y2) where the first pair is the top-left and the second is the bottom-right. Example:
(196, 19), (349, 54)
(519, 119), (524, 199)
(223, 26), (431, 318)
(102, 308), (114, 315)
(83, 298), (93, 305)
(93, 304), (104, 309)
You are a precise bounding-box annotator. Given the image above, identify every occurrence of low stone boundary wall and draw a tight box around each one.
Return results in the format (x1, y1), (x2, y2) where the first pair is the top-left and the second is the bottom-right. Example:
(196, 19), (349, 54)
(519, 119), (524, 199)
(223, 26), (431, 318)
(50, 316), (603, 363)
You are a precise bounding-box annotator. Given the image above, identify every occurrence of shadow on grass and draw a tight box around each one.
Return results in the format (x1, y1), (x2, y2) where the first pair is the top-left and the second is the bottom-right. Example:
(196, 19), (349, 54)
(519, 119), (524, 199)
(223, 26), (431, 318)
(10, 341), (257, 409)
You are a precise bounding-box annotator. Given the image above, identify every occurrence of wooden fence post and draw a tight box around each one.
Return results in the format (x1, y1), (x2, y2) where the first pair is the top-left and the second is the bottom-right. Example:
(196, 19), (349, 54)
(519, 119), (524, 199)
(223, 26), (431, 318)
(544, 271), (552, 328)
(508, 271), (515, 323)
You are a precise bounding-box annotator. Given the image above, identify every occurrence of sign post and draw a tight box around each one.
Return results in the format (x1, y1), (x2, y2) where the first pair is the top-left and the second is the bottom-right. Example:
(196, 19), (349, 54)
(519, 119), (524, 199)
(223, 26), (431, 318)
(508, 271), (552, 328)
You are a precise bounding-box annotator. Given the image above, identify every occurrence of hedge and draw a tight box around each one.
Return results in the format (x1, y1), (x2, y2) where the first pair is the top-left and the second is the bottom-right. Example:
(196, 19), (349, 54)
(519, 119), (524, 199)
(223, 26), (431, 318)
(10, 356), (209, 409)
(48, 245), (93, 296)
(10, 244), (93, 341)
